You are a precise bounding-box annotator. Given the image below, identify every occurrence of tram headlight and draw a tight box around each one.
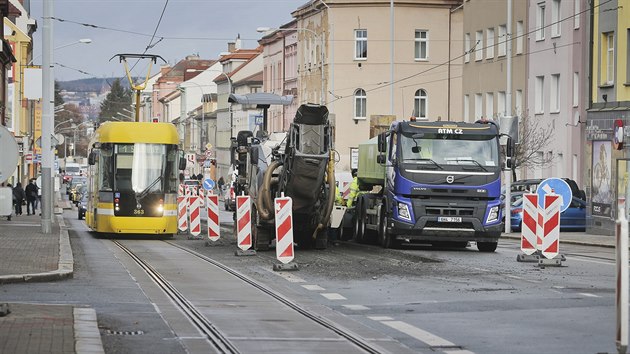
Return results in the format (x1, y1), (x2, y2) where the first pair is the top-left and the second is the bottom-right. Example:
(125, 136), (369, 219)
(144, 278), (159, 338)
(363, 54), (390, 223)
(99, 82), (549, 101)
(157, 204), (164, 213)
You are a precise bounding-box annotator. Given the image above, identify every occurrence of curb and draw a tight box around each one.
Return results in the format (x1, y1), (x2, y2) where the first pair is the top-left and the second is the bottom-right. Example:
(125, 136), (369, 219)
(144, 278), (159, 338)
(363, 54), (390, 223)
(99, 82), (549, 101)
(0, 215), (74, 284)
(74, 307), (105, 354)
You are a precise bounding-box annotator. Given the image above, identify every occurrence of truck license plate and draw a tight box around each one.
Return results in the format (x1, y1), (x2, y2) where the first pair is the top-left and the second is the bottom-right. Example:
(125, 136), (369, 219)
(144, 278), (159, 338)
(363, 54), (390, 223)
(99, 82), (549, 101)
(438, 216), (462, 223)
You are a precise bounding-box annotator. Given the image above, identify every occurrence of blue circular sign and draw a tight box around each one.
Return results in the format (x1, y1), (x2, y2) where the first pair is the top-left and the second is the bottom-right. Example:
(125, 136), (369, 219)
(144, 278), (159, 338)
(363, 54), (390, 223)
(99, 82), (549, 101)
(536, 178), (573, 212)
(203, 178), (215, 191)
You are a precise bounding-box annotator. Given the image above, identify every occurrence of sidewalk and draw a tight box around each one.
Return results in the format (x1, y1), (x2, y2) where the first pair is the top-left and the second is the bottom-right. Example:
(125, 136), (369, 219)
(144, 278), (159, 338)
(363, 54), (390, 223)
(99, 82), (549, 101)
(0, 213), (104, 354)
(502, 230), (617, 248)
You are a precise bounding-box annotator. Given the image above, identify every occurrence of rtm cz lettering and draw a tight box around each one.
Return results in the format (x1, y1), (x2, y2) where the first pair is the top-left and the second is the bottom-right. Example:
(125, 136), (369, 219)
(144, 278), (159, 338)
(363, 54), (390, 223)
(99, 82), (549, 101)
(437, 128), (464, 134)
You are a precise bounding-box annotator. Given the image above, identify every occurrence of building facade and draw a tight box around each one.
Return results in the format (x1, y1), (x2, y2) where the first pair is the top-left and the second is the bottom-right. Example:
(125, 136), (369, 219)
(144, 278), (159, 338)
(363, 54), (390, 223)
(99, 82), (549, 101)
(525, 0), (587, 185)
(586, 0), (630, 235)
(292, 0), (463, 172)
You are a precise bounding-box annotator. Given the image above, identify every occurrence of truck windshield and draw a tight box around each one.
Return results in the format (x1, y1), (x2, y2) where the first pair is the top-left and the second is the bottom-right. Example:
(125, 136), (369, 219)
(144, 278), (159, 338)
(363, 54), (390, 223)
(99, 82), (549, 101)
(399, 132), (499, 168)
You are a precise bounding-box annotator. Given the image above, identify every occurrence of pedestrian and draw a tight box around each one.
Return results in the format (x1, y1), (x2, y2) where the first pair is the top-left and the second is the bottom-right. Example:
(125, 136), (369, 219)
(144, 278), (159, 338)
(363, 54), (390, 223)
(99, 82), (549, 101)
(25, 179), (39, 215)
(6, 183), (13, 221)
(217, 176), (225, 192)
(12, 182), (25, 216)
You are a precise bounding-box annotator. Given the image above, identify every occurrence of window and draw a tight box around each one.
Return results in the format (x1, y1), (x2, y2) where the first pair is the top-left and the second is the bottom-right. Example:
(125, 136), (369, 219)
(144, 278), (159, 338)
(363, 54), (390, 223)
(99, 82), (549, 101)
(536, 3), (546, 41)
(506, 90), (523, 117)
(574, 0), (580, 29)
(464, 94), (470, 122)
(464, 33), (471, 62)
(516, 89), (523, 116)
(475, 30), (483, 61)
(486, 28), (495, 59)
(475, 93), (483, 120)
(354, 88), (366, 118)
(535, 76), (545, 114)
(498, 25), (507, 56)
(497, 91), (506, 117)
(627, 29), (630, 84)
(415, 30), (428, 60)
(551, 0), (561, 37)
(551, 73), (560, 112)
(355, 29), (368, 60)
(516, 21), (524, 54)
(485, 92), (494, 119)
(414, 89), (428, 119)
(534, 152), (544, 178)
(573, 72), (579, 107)
(603, 32), (614, 85)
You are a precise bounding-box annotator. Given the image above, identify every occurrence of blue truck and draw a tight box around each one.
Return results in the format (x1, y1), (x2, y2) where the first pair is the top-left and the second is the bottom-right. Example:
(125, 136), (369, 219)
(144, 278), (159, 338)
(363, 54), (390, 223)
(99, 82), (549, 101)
(350, 120), (507, 252)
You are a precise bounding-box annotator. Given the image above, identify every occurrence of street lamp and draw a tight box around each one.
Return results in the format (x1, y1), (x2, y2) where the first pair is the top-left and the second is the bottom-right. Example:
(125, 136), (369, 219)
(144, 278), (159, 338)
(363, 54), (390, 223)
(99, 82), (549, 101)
(28, 38), (92, 66)
(257, 26), (325, 105)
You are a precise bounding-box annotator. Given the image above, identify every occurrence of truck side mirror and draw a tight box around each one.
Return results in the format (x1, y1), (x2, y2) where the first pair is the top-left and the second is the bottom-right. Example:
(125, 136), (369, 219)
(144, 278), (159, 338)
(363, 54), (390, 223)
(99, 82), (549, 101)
(377, 154), (386, 164)
(88, 150), (96, 165)
(506, 136), (514, 157)
(378, 132), (387, 153)
(178, 150), (186, 170)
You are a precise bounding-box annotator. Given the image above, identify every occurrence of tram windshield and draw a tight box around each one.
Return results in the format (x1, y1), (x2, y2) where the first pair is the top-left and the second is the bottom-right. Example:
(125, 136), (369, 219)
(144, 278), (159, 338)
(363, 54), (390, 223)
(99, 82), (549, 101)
(100, 143), (179, 194)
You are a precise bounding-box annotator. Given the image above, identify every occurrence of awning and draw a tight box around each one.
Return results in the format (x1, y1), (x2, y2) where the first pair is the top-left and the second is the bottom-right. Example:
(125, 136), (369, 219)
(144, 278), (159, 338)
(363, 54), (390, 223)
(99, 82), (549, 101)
(228, 93), (294, 107)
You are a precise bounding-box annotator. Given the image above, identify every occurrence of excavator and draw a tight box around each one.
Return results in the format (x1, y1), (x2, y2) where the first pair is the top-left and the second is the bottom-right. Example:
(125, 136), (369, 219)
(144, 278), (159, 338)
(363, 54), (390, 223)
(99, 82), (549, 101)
(230, 103), (335, 250)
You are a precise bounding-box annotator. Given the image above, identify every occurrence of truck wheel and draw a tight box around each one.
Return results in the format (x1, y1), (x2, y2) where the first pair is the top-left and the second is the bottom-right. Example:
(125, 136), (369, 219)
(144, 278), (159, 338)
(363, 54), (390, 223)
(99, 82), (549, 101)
(353, 197), (364, 243)
(477, 241), (498, 252)
(379, 204), (395, 248)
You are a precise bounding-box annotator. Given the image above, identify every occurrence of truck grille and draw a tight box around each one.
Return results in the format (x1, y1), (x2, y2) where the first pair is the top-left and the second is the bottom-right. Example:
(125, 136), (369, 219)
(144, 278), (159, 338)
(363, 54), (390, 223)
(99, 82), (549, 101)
(425, 221), (475, 229)
(425, 207), (474, 216)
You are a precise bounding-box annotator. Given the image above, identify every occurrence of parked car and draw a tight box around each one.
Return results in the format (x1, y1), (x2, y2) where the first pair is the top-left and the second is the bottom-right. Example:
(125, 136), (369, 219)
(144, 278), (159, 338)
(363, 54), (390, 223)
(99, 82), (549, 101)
(67, 176), (87, 196)
(223, 182), (236, 211)
(510, 196), (586, 232)
(78, 192), (88, 220)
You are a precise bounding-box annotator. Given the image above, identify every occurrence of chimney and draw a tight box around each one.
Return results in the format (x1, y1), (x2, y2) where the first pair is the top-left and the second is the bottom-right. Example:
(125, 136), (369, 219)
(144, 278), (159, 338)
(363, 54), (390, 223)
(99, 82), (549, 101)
(235, 33), (242, 50)
(160, 65), (171, 75)
(227, 42), (236, 52)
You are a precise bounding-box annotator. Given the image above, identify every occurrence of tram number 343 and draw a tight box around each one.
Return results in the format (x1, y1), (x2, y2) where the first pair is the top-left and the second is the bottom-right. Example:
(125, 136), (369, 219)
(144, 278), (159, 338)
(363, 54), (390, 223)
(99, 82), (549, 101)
(133, 209), (145, 215)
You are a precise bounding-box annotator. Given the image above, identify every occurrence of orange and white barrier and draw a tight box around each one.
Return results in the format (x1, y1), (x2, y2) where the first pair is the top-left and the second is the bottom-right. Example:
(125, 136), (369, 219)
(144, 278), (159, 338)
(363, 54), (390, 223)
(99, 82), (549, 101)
(178, 184), (185, 197)
(520, 194), (538, 255)
(189, 196), (201, 236)
(339, 181), (351, 200)
(541, 193), (561, 259)
(177, 196), (188, 232)
(198, 188), (205, 207)
(206, 194), (220, 242)
(274, 196), (295, 264)
(236, 195), (252, 250)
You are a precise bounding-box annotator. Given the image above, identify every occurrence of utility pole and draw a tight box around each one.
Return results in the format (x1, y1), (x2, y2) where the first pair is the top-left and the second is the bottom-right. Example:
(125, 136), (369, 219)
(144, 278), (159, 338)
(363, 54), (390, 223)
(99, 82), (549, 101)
(504, 0), (513, 233)
(41, 0), (54, 233)
(179, 86), (186, 148)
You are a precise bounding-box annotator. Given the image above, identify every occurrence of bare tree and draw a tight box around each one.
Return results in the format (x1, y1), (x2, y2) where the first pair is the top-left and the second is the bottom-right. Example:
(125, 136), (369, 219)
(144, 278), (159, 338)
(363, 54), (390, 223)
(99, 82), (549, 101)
(508, 114), (555, 181)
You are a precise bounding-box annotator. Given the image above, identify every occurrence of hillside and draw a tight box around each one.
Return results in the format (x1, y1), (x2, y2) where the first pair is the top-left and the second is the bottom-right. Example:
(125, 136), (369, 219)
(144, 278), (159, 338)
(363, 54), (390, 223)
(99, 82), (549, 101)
(57, 77), (140, 93)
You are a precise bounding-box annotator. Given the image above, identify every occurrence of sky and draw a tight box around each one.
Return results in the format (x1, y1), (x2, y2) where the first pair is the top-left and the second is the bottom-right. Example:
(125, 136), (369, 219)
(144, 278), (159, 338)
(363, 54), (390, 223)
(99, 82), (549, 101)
(29, 0), (306, 82)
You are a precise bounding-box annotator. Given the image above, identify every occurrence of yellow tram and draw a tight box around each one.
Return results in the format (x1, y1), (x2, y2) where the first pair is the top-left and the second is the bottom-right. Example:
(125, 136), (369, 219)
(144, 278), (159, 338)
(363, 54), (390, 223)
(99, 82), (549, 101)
(85, 122), (184, 236)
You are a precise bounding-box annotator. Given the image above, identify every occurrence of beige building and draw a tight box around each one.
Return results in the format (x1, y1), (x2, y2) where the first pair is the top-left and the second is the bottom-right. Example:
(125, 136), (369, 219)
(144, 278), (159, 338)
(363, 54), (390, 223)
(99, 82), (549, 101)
(461, 0), (528, 124)
(292, 0), (463, 172)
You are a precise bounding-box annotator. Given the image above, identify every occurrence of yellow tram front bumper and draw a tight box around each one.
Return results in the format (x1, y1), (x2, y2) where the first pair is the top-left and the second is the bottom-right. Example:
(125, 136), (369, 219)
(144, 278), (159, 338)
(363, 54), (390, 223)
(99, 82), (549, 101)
(92, 208), (178, 235)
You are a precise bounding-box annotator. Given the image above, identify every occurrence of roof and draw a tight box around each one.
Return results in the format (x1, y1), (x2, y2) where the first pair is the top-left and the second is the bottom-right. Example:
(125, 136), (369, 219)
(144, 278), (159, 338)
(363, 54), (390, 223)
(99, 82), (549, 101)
(157, 57), (217, 83)
(214, 49), (262, 83)
(96, 122), (179, 144)
(233, 71), (263, 87)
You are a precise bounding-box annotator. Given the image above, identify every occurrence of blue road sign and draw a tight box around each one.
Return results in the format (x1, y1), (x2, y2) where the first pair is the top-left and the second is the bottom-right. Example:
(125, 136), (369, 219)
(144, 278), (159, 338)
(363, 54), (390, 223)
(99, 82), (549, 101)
(537, 178), (573, 212)
(203, 178), (215, 191)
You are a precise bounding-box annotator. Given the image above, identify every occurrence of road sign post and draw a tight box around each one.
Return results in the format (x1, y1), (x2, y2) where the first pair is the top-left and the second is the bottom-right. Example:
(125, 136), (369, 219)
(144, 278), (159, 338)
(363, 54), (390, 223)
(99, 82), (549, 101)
(616, 213), (629, 353)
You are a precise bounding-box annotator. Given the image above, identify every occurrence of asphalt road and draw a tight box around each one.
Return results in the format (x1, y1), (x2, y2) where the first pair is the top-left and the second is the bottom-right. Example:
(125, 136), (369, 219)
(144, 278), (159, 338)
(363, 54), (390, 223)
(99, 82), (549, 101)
(0, 208), (621, 354)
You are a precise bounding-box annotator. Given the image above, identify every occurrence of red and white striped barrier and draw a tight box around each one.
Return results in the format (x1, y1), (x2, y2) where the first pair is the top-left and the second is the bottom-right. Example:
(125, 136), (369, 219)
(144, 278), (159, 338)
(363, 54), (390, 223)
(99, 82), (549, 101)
(236, 196), (252, 250)
(541, 193), (561, 259)
(206, 194), (220, 242)
(274, 196), (295, 264)
(520, 194), (538, 255)
(185, 185), (191, 197)
(178, 184), (185, 197)
(177, 196), (188, 232)
(189, 196), (201, 236)
(340, 181), (351, 200)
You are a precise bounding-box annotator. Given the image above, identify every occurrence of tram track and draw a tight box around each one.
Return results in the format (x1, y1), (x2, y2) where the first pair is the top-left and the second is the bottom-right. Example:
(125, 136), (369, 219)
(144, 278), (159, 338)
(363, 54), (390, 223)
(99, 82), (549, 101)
(113, 240), (240, 354)
(114, 239), (387, 354)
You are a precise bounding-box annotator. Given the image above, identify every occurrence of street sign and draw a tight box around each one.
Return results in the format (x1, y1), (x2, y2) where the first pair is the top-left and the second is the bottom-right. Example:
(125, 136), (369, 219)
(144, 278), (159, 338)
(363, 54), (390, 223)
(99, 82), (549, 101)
(202, 178), (215, 191)
(537, 178), (573, 212)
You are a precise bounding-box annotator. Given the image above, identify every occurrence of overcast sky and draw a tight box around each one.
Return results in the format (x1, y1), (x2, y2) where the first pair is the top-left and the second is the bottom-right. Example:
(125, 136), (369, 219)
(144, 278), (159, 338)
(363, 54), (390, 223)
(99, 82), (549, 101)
(29, 0), (306, 82)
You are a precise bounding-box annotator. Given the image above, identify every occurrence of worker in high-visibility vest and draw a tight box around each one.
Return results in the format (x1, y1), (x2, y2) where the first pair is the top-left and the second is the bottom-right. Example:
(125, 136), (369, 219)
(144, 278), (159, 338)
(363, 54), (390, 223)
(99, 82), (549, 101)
(346, 169), (359, 208)
(335, 182), (344, 206)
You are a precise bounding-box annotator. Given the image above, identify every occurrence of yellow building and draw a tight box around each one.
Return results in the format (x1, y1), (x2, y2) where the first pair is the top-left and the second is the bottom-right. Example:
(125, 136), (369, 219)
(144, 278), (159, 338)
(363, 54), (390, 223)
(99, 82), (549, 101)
(586, 0), (630, 234)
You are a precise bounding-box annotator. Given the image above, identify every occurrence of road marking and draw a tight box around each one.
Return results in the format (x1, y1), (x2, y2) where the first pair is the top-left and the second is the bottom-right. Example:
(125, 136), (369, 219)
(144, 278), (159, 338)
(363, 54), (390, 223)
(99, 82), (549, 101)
(552, 285), (566, 289)
(368, 316), (394, 321)
(444, 350), (475, 354)
(7, 223), (40, 227)
(302, 284), (325, 291)
(343, 304), (370, 311)
(321, 293), (346, 300)
(504, 274), (541, 284)
(380, 320), (468, 350)
(579, 292), (600, 298)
